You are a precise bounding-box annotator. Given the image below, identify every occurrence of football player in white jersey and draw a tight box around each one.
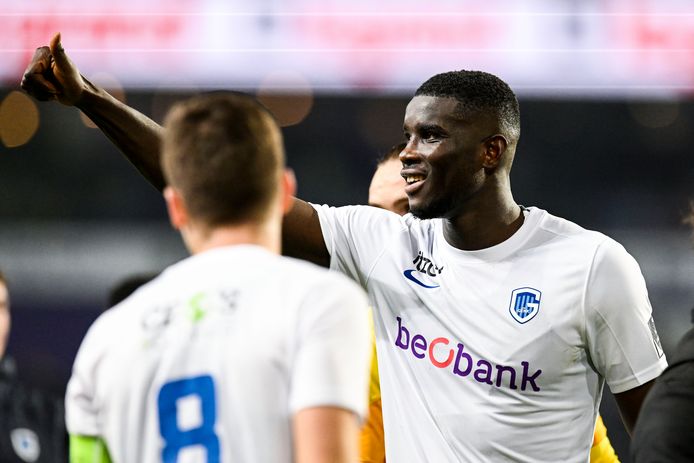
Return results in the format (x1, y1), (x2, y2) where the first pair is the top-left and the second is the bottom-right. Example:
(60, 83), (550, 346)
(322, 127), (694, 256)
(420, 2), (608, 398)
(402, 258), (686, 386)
(23, 35), (666, 462)
(362, 143), (621, 463)
(64, 93), (372, 462)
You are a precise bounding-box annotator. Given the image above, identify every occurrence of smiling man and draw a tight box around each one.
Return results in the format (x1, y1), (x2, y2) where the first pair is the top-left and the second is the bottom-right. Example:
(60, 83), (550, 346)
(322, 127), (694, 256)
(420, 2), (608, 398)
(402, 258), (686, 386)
(23, 36), (666, 462)
(299, 73), (664, 462)
(362, 143), (621, 463)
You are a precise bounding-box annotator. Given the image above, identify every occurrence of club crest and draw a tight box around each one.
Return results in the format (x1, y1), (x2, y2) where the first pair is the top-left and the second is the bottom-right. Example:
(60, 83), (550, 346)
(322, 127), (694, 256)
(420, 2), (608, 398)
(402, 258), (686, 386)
(10, 428), (40, 462)
(509, 287), (541, 324)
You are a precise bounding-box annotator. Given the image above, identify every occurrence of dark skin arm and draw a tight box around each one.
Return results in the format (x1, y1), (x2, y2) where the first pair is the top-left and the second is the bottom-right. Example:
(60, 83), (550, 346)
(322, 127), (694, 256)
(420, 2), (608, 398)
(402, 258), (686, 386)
(283, 199), (330, 267)
(21, 33), (166, 190)
(77, 84), (166, 190)
(21, 33), (330, 267)
(613, 380), (654, 436)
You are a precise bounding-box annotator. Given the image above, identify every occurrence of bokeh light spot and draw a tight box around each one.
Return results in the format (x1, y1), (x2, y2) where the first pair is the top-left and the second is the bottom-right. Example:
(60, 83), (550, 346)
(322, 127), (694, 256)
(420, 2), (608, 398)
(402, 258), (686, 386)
(256, 71), (314, 127)
(629, 101), (680, 129)
(0, 91), (40, 148)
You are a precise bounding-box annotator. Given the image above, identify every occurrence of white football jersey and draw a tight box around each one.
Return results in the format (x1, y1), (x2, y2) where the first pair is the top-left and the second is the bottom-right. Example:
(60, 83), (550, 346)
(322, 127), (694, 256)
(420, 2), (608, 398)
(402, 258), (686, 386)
(312, 204), (667, 463)
(66, 245), (371, 463)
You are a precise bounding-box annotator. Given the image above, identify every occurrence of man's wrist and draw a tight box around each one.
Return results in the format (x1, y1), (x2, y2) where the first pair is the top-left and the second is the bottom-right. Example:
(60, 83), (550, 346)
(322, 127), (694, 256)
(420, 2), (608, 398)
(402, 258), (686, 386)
(74, 77), (103, 110)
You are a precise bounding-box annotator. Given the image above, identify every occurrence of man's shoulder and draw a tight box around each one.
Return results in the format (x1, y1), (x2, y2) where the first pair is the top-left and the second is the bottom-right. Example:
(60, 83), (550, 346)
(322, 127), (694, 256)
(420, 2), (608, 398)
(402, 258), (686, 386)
(87, 270), (171, 339)
(531, 209), (646, 291)
(531, 207), (611, 248)
(311, 203), (411, 230)
(170, 246), (365, 302)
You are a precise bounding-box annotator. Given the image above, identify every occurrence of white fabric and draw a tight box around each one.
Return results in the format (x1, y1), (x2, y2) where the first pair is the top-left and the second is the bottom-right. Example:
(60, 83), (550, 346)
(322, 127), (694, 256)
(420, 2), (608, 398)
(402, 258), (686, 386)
(312, 204), (667, 463)
(66, 245), (371, 463)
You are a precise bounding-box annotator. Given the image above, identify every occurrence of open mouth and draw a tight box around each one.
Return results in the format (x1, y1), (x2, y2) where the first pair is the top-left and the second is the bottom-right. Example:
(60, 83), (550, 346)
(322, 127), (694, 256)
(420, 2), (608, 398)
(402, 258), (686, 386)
(404, 174), (425, 185)
(403, 172), (427, 195)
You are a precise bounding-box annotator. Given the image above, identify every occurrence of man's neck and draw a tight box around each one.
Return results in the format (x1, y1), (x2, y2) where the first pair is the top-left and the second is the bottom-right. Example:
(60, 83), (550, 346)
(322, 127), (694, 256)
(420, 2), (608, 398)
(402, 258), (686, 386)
(185, 220), (282, 256)
(442, 193), (524, 251)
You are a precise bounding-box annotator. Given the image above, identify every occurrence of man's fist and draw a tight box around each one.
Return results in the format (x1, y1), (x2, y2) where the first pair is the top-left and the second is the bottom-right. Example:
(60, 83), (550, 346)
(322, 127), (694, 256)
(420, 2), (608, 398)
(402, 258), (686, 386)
(21, 33), (86, 106)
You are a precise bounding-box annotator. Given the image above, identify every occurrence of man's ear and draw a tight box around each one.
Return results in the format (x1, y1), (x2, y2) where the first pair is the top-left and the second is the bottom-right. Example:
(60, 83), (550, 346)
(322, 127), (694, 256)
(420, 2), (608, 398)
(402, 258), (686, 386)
(164, 186), (188, 230)
(482, 134), (508, 169)
(281, 168), (297, 215)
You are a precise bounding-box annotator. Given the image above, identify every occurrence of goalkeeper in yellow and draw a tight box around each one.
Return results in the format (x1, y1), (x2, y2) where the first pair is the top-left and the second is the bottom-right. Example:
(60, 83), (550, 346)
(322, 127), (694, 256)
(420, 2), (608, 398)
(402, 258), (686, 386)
(360, 143), (620, 463)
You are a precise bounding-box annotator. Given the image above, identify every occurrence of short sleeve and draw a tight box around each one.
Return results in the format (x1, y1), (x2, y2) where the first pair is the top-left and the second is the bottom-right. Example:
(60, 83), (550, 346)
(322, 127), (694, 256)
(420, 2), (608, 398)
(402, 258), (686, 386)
(65, 313), (112, 437)
(288, 274), (372, 421)
(310, 203), (404, 286)
(585, 239), (667, 393)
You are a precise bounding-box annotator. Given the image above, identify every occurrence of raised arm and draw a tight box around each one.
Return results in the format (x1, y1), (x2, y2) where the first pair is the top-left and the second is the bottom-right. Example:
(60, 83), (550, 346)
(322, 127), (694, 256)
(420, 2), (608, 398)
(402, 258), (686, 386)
(22, 34), (331, 265)
(21, 33), (166, 190)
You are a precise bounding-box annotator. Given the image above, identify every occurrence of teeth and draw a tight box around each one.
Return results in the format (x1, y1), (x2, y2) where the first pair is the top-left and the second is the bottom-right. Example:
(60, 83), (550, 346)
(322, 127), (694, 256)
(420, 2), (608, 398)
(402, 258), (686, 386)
(406, 175), (424, 185)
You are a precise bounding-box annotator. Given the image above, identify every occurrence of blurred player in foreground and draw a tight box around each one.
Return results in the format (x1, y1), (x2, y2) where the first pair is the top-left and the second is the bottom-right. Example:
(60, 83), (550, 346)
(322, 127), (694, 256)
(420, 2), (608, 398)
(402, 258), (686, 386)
(24, 35), (665, 461)
(0, 271), (68, 462)
(630, 208), (694, 462)
(361, 143), (620, 463)
(65, 93), (371, 462)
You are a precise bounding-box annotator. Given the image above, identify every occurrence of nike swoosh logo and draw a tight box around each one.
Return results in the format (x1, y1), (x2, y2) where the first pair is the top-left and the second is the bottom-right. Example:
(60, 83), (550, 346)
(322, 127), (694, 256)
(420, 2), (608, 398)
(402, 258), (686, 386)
(403, 269), (440, 289)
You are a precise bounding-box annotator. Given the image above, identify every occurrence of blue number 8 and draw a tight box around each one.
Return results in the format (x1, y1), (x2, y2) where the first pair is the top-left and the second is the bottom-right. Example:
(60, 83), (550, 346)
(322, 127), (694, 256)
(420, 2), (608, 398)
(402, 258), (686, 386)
(157, 375), (220, 462)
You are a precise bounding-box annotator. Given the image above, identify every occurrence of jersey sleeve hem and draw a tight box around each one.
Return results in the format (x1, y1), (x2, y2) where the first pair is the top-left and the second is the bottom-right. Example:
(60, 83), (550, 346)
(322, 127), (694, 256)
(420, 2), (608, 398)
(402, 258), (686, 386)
(309, 203), (338, 269)
(289, 400), (367, 423)
(608, 357), (668, 394)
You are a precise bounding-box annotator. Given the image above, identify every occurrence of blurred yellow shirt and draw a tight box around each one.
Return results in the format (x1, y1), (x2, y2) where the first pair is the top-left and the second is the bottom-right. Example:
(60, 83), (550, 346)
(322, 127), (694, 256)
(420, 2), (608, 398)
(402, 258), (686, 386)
(590, 415), (620, 463)
(359, 313), (386, 463)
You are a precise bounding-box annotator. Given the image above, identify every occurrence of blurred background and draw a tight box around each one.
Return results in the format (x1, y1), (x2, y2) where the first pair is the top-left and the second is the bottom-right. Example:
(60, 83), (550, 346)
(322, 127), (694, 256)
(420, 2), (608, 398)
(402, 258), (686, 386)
(2, 0), (694, 460)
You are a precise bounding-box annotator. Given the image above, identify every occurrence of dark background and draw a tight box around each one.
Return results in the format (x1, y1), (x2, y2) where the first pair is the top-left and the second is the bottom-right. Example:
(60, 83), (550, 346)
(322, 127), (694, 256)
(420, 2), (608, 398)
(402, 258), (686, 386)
(2, 89), (694, 461)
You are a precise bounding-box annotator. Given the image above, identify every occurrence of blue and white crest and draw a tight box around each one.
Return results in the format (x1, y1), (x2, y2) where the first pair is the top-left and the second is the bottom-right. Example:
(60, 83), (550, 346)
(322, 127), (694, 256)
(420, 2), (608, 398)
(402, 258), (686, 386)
(11, 428), (40, 462)
(509, 287), (541, 324)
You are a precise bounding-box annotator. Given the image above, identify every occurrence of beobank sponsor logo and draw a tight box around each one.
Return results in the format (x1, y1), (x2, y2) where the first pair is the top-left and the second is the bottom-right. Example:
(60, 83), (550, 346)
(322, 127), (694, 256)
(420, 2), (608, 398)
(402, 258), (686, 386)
(394, 317), (542, 392)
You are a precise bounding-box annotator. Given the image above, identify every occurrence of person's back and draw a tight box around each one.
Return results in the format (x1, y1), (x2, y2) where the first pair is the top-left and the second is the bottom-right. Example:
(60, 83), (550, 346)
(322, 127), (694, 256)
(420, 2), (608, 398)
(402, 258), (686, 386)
(68, 246), (369, 462)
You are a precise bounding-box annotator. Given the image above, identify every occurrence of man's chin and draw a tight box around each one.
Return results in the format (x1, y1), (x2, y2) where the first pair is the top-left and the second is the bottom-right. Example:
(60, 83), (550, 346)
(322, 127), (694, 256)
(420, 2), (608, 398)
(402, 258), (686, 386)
(410, 206), (438, 220)
(409, 198), (453, 220)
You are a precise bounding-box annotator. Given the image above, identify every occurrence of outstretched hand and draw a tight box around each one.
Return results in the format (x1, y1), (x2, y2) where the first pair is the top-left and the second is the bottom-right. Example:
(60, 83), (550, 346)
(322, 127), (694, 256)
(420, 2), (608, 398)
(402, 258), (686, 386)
(21, 33), (86, 106)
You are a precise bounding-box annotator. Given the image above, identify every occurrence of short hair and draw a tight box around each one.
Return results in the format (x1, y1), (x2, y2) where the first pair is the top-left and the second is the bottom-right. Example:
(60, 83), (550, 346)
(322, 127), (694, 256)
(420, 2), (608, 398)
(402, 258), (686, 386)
(415, 70), (521, 140)
(162, 92), (285, 226)
(376, 142), (406, 166)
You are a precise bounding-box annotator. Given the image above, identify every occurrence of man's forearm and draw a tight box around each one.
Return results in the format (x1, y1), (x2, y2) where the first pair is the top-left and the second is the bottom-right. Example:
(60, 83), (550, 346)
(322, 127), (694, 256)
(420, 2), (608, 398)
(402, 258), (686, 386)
(77, 78), (166, 191)
(614, 380), (654, 436)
